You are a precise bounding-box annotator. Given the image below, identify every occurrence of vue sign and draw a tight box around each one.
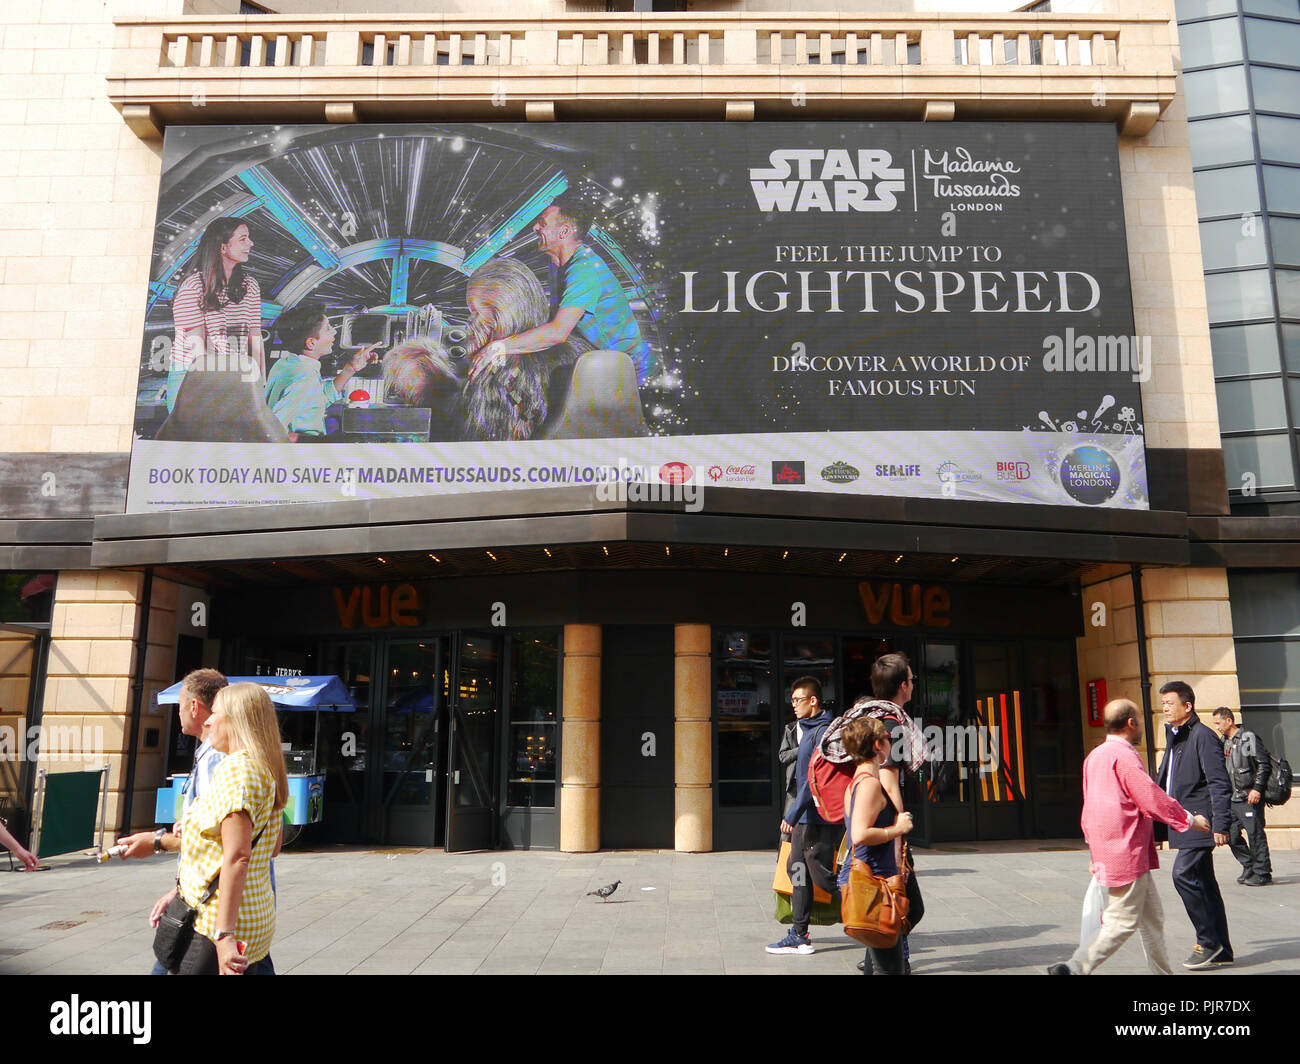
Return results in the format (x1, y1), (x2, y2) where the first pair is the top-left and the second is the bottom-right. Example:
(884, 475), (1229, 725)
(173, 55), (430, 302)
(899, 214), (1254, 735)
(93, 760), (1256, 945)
(858, 582), (951, 628)
(333, 584), (422, 628)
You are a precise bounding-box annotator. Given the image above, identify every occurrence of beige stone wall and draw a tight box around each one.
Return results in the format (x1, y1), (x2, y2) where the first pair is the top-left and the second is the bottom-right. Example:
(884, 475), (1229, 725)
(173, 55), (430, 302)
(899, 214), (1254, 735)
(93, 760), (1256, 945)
(0, 631), (37, 816)
(1077, 565), (1297, 847)
(37, 570), (140, 841)
(0, 0), (182, 454)
(188, 0), (568, 13)
(1077, 565), (1240, 754)
(1120, 95), (1221, 453)
(239, 0), (1032, 13)
(35, 572), (189, 843)
(1114, 0), (1221, 453)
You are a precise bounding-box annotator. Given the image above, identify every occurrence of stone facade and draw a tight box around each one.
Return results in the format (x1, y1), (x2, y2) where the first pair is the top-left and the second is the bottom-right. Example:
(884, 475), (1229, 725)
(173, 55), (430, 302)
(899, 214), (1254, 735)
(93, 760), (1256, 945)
(0, 0), (1291, 853)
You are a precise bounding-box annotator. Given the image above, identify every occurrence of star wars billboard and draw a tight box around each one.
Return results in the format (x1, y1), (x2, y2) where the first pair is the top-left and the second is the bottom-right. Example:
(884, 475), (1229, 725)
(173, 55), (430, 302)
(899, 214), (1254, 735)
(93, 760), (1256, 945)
(128, 122), (1147, 511)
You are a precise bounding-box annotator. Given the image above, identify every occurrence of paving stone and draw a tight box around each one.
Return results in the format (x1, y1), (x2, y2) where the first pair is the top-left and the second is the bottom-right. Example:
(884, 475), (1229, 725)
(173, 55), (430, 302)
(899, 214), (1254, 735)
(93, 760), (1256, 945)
(1, 844), (1293, 975)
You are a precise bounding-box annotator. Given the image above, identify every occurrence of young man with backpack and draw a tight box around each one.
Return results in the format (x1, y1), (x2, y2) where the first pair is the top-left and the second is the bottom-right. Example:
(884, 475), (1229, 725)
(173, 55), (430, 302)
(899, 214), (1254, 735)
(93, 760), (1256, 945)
(1211, 707), (1273, 886)
(766, 676), (840, 956)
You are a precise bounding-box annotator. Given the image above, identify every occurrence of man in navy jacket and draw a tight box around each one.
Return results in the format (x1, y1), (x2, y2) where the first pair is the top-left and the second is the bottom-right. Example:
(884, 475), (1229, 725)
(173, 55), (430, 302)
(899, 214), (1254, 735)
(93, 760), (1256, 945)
(1156, 680), (1233, 969)
(767, 675), (840, 956)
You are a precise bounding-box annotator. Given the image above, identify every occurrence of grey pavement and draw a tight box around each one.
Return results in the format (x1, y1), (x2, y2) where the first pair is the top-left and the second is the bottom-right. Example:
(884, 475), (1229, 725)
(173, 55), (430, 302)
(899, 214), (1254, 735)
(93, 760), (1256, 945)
(1, 841), (1296, 975)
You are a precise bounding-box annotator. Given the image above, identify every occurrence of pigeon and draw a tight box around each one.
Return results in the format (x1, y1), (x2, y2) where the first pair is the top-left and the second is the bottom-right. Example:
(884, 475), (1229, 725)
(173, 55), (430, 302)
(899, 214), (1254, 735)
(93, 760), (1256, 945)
(586, 880), (621, 903)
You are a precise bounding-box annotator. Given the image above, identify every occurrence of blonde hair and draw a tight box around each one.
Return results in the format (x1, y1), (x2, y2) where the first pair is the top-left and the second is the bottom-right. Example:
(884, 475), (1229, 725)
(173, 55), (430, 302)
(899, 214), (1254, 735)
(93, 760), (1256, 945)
(213, 682), (288, 811)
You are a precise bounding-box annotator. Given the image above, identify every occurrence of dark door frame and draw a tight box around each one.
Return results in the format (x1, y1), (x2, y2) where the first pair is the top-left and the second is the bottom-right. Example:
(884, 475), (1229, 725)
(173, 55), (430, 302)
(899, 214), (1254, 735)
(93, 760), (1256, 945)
(445, 631), (503, 853)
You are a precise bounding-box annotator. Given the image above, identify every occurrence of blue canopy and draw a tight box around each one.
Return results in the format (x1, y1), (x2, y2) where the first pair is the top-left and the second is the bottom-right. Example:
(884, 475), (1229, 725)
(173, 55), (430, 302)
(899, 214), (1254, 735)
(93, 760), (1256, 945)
(156, 675), (357, 711)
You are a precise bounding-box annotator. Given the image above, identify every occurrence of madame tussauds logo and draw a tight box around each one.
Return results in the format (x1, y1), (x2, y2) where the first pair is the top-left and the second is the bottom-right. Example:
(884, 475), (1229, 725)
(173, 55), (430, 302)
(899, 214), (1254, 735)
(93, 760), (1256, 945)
(749, 149), (906, 212)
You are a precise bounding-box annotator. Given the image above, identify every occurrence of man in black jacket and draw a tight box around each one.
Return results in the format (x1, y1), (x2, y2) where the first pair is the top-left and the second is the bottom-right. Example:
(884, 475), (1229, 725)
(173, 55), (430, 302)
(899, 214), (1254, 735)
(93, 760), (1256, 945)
(1211, 707), (1273, 887)
(779, 720), (800, 802)
(1156, 680), (1234, 969)
(767, 676), (840, 956)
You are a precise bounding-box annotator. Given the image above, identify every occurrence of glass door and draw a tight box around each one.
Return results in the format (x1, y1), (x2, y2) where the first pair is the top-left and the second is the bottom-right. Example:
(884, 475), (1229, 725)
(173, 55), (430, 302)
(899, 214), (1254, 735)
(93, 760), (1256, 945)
(1025, 640), (1083, 837)
(320, 642), (374, 842)
(968, 641), (1028, 840)
(446, 632), (502, 852)
(915, 640), (972, 843)
(713, 630), (777, 850)
(379, 640), (447, 846)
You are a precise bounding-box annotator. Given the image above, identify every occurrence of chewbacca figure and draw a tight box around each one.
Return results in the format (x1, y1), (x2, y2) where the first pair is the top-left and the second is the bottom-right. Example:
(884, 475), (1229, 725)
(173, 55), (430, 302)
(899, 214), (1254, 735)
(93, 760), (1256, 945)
(461, 257), (591, 441)
(381, 337), (463, 440)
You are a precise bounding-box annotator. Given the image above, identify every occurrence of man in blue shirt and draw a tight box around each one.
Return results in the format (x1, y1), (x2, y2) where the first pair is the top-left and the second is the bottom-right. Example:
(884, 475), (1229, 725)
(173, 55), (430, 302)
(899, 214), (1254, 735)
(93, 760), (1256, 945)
(767, 676), (841, 956)
(470, 192), (657, 387)
(116, 668), (228, 974)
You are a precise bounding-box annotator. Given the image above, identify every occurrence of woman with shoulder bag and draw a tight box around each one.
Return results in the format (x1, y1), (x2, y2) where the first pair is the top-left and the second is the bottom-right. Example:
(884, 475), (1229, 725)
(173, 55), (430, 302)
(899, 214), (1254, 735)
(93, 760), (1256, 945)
(842, 716), (914, 975)
(164, 682), (286, 975)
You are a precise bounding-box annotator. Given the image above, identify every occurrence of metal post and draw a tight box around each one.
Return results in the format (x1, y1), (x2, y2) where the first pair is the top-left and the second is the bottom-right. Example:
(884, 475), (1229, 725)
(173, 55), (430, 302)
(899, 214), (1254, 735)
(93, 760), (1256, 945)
(1131, 564), (1156, 776)
(31, 769), (46, 862)
(121, 570), (154, 834)
(98, 761), (110, 854)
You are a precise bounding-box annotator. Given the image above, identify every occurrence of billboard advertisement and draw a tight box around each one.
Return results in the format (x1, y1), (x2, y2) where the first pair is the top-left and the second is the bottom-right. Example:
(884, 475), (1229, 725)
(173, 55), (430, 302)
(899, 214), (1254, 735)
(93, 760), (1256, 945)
(129, 122), (1147, 512)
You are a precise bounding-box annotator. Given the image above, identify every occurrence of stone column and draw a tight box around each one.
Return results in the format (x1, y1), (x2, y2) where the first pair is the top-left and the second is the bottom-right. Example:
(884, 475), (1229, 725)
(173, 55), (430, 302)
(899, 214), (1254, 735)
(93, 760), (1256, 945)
(38, 571), (144, 838)
(560, 624), (601, 852)
(674, 624), (712, 852)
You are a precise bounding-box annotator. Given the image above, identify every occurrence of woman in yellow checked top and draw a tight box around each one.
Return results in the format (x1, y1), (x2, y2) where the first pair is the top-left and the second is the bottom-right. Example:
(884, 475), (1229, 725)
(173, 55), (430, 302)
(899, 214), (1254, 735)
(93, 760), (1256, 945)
(174, 682), (286, 975)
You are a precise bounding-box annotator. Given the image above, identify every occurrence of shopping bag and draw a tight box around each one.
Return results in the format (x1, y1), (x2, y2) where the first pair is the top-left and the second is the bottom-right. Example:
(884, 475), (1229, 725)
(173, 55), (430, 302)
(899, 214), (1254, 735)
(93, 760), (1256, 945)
(772, 839), (835, 903)
(772, 839), (840, 925)
(1079, 874), (1106, 949)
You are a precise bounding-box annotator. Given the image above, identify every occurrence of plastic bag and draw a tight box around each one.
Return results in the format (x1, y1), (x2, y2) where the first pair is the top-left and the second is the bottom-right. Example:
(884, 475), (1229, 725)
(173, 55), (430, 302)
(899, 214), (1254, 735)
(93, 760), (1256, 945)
(1079, 874), (1106, 949)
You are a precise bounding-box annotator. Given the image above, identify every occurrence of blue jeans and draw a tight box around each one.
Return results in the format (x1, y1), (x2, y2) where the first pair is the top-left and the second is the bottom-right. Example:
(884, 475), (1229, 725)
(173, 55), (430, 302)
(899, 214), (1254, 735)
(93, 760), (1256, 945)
(150, 954), (275, 975)
(247, 954), (275, 975)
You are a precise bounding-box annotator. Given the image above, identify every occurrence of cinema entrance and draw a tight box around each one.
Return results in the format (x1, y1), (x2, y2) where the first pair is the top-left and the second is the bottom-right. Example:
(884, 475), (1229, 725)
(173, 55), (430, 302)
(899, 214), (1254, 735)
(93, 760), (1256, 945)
(713, 590), (1086, 849)
(221, 627), (561, 852)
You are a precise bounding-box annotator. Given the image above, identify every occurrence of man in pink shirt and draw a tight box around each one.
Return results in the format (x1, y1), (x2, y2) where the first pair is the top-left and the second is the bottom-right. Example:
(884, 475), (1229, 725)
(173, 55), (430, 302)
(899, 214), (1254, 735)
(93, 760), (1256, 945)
(1048, 698), (1210, 975)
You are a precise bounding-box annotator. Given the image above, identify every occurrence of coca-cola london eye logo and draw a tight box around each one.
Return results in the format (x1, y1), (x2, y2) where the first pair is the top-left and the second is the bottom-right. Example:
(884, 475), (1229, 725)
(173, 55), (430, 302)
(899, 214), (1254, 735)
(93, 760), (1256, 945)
(1059, 445), (1122, 505)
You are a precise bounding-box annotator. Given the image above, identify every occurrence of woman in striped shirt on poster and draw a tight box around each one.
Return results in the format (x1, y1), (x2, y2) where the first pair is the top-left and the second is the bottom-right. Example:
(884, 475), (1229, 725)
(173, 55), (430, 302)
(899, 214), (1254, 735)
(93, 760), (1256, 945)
(167, 217), (265, 413)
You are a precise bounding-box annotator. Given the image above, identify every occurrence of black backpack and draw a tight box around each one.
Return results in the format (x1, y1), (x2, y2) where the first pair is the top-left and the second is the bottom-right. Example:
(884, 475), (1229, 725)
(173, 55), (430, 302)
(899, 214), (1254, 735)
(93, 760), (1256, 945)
(1265, 753), (1293, 807)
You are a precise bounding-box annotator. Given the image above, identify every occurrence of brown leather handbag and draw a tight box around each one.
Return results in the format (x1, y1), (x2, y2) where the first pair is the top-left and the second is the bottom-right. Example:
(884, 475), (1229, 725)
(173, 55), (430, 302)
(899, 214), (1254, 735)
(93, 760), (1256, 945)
(840, 781), (910, 947)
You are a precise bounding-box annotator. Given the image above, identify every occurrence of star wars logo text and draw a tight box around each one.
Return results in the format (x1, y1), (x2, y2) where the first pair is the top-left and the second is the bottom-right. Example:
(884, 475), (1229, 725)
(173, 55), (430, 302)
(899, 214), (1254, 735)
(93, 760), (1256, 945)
(750, 149), (906, 212)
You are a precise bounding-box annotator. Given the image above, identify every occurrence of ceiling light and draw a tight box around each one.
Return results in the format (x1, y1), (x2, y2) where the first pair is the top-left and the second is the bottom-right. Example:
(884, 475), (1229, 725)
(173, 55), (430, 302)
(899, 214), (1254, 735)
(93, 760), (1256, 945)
(782, 550), (789, 560)
(894, 554), (903, 563)
(486, 550), (497, 561)
(602, 545), (609, 556)
(543, 547), (552, 558)
(429, 553), (440, 563)
(838, 552), (847, 563)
